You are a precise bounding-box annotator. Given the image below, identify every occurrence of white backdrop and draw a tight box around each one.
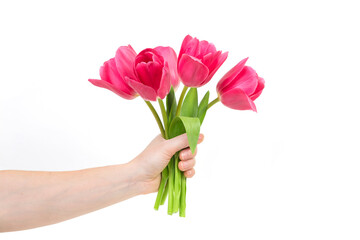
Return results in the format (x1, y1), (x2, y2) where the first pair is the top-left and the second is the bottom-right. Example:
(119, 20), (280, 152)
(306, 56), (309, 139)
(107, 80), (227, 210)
(1, 0), (359, 239)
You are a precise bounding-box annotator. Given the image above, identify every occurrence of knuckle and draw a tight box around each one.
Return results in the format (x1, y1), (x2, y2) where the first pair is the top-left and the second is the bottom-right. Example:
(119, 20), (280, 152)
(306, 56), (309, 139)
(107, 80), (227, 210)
(179, 161), (185, 170)
(180, 151), (187, 160)
(185, 168), (195, 178)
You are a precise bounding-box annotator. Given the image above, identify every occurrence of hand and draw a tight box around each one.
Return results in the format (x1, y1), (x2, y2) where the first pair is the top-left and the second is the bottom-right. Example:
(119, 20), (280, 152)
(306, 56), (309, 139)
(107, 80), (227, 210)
(130, 133), (204, 194)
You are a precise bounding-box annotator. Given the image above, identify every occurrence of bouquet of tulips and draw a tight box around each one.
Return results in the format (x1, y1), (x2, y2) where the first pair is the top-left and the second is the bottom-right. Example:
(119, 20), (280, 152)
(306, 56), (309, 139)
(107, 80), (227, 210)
(88, 35), (265, 217)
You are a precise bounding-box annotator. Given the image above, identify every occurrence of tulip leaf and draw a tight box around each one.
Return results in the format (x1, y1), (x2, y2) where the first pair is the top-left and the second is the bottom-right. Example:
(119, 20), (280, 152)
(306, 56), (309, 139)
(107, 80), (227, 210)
(180, 88), (198, 117)
(166, 87), (177, 126)
(197, 91), (210, 125)
(169, 116), (200, 154)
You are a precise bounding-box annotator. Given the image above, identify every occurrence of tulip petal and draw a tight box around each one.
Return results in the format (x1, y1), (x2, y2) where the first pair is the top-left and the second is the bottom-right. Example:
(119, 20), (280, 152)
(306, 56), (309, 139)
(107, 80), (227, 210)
(228, 66), (258, 96)
(127, 77), (158, 101)
(198, 40), (216, 59)
(115, 45), (137, 81)
(220, 87), (257, 112)
(202, 51), (228, 85)
(157, 66), (171, 99)
(135, 61), (163, 90)
(155, 46), (179, 89)
(179, 35), (200, 62)
(179, 35), (193, 60)
(96, 58), (137, 98)
(216, 57), (248, 94)
(178, 54), (209, 87)
(88, 79), (136, 100)
(250, 77), (265, 101)
(136, 48), (164, 65)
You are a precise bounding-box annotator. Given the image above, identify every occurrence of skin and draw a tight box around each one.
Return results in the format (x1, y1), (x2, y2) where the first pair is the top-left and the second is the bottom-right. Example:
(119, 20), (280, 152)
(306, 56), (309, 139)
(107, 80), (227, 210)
(0, 133), (204, 232)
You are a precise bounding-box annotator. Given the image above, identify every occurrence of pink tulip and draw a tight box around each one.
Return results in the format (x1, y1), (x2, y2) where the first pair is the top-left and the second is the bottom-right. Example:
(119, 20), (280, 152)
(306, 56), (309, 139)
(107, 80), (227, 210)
(216, 58), (265, 112)
(178, 35), (228, 87)
(154, 46), (179, 90)
(88, 57), (137, 100)
(115, 45), (178, 101)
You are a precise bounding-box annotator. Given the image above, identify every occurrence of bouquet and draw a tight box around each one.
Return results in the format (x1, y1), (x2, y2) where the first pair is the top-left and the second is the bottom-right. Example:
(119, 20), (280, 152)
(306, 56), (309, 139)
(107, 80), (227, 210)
(88, 35), (265, 217)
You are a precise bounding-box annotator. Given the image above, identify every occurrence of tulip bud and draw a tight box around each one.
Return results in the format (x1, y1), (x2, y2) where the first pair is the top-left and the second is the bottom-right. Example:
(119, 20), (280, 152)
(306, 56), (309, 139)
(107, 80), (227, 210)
(216, 58), (264, 111)
(88, 58), (137, 100)
(178, 35), (228, 88)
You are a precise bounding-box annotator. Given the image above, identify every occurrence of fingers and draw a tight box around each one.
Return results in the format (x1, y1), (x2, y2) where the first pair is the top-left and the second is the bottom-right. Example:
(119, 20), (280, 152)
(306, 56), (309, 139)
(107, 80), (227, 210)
(165, 133), (203, 178)
(166, 133), (204, 156)
(184, 168), (195, 178)
(197, 133), (205, 144)
(179, 158), (196, 171)
(179, 147), (197, 161)
(179, 157), (196, 178)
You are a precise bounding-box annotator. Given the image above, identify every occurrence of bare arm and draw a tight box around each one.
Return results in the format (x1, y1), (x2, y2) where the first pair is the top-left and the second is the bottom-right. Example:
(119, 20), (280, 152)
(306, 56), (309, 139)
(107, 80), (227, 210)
(0, 133), (203, 232)
(0, 163), (144, 232)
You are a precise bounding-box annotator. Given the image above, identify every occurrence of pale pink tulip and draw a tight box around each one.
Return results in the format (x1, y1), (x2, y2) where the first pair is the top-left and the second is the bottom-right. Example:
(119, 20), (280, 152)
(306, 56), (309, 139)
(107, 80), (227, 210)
(178, 35), (228, 87)
(216, 58), (264, 112)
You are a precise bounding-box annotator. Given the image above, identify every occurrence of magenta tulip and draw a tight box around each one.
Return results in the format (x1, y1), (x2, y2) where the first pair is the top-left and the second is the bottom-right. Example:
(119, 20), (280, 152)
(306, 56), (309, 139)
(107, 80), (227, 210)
(115, 46), (178, 101)
(216, 58), (265, 112)
(88, 57), (137, 100)
(178, 35), (228, 87)
(154, 46), (179, 90)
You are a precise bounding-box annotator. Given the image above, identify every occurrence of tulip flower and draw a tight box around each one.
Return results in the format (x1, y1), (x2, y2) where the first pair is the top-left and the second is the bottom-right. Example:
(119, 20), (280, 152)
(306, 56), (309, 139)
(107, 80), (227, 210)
(178, 35), (228, 87)
(88, 58), (137, 100)
(116, 46), (178, 101)
(155, 46), (179, 90)
(216, 58), (265, 112)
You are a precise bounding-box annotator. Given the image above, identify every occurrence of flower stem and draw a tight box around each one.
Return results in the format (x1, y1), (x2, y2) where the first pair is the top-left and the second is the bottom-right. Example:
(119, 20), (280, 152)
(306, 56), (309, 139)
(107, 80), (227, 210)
(207, 97), (220, 110)
(173, 152), (181, 213)
(179, 172), (187, 217)
(160, 177), (169, 205)
(157, 98), (168, 139)
(154, 167), (168, 210)
(145, 101), (165, 138)
(168, 156), (175, 215)
(175, 86), (189, 116)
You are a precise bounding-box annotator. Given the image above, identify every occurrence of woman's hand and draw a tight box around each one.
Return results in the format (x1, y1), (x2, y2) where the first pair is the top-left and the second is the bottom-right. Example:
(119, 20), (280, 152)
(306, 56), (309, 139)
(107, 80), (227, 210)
(129, 133), (204, 194)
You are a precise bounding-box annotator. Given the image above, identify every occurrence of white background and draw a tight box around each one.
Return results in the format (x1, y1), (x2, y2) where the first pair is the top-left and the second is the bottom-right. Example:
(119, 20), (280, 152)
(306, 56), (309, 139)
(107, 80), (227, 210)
(1, 0), (359, 239)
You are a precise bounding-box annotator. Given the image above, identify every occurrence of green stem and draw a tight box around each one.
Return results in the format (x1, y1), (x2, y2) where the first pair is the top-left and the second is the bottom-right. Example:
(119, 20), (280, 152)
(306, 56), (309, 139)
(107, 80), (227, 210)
(145, 101), (165, 138)
(154, 167), (168, 210)
(154, 174), (166, 210)
(160, 177), (169, 205)
(173, 152), (181, 213)
(175, 86), (189, 116)
(146, 100), (168, 210)
(207, 97), (220, 110)
(157, 98), (168, 139)
(179, 172), (187, 217)
(168, 156), (175, 215)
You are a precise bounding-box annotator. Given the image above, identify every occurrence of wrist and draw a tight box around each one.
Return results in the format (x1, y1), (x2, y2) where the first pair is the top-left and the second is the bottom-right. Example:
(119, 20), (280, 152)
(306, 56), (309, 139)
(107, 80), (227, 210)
(126, 159), (159, 195)
(123, 160), (151, 195)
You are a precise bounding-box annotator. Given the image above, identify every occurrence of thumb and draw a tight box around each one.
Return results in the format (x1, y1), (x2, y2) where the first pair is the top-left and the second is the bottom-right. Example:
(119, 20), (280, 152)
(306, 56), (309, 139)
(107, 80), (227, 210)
(164, 133), (204, 156)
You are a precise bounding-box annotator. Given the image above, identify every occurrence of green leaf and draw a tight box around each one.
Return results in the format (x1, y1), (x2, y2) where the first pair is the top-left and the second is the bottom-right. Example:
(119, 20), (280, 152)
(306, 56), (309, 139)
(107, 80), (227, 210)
(197, 91), (210, 125)
(169, 116), (200, 154)
(180, 88), (198, 117)
(166, 87), (177, 126)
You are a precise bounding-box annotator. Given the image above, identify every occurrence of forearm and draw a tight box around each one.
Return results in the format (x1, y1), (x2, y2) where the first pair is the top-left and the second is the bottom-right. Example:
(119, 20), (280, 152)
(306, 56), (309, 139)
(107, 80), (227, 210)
(0, 161), (145, 232)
